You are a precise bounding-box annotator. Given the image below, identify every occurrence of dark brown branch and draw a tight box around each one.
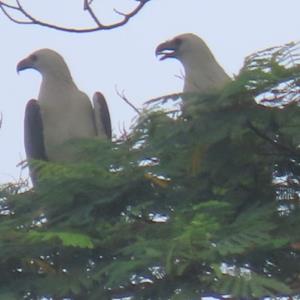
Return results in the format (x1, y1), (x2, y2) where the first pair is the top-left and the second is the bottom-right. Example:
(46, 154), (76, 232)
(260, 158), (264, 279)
(0, 1), (19, 9)
(0, 0), (149, 33)
(247, 120), (300, 158)
(113, 8), (127, 17)
(0, 3), (31, 24)
(83, 0), (102, 27)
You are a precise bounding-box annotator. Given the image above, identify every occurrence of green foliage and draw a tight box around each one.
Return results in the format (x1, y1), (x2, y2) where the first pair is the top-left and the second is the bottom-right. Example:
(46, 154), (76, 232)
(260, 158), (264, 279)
(212, 268), (292, 298)
(27, 231), (95, 249)
(1, 41), (300, 299)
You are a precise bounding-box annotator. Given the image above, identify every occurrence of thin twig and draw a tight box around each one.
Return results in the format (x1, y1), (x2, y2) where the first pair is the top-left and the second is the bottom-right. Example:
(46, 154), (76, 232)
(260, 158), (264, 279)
(0, 0), (149, 33)
(83, 0), (102, 27)
(0, 4), (31, 24)
(117, 122), (131, 141)
(115, 87), (141, 115)
(113, 8), (126, 17)
(145, 92), (184, 105)
(0, 1), (19, 10)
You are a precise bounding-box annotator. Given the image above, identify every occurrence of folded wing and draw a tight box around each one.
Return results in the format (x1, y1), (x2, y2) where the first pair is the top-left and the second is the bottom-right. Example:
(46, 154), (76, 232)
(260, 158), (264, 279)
(93, 92), (112, 140)
(24, 99), (47, 185)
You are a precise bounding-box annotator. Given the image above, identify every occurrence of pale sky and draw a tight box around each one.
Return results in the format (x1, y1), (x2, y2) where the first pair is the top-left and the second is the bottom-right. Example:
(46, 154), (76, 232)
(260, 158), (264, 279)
(1, 0), (300, 183)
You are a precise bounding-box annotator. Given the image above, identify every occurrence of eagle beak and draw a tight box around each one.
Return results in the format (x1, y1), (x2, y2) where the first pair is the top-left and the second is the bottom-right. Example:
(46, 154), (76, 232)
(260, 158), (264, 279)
(17, 57), (33, 73)
(155, 40), (177, 61)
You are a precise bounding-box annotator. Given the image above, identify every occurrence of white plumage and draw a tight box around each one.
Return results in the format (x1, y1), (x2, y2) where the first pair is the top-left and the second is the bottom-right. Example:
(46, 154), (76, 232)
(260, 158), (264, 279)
(156, 33), (230, 94)
(17, 48), (111, 183)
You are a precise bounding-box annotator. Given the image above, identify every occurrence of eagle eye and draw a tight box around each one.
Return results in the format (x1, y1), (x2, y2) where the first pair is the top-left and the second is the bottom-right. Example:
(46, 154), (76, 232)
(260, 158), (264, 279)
(174, 38), (182, 47)
(30, 54), (38, 62)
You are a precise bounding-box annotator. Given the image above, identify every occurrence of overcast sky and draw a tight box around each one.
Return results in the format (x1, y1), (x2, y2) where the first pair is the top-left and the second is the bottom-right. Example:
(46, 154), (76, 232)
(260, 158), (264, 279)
(1, 0), (300, 183)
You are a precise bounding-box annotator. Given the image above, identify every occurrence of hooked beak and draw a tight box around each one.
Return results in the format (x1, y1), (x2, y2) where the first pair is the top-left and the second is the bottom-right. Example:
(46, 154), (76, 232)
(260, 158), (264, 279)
(155, 40), (177, 61)
(17, 57), (33, 73)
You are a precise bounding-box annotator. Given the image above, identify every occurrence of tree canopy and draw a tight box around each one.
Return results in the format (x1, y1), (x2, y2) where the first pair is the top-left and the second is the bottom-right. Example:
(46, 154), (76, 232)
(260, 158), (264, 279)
(1, 41), (300, 299)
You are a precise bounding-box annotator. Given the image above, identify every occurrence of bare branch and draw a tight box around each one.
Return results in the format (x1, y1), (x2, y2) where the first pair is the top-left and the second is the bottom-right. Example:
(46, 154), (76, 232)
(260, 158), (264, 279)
(117, 122), (130, 141)
(0, 0), (150, 33)
(145, 92), (184, 105)
(0, 3), (32, 24)
(115, 87), (141, 116)
(113, 8), (127, 17)
(83, 0), (102, 27)
(0, 1), (19, 10)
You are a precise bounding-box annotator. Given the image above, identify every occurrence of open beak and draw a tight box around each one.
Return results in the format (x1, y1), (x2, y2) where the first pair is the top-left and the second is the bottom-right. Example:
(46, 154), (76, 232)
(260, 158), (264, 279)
(155, 40), (177, 61)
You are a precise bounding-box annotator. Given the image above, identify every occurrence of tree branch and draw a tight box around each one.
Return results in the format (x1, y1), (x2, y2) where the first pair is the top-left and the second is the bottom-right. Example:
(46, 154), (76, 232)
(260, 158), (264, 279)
(0, 3), (31, 24)
(116, 87), (141, 115)
(0, 0), (150, 33)
(83, 0), (102, 27)
(247, 120), (300, 158)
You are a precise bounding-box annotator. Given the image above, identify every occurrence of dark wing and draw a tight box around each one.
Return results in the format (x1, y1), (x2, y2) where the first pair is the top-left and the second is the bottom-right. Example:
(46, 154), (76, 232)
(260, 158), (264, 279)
(93, 92), (112, 139)
(24, 99), (47, 185)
